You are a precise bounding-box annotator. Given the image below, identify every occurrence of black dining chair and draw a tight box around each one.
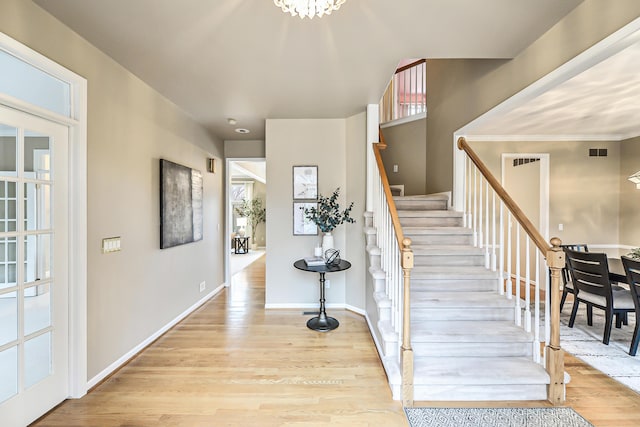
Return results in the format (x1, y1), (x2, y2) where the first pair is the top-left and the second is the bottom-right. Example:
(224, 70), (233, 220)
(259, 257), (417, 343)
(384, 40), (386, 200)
(622, 256), (640, 356)
(566, 249), (635, 345)
(560, 244), (589, 312)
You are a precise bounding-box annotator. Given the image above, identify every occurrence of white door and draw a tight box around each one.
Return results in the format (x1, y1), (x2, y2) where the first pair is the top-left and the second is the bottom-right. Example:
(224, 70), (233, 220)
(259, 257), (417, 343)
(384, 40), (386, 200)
(0, 104), (69, 426)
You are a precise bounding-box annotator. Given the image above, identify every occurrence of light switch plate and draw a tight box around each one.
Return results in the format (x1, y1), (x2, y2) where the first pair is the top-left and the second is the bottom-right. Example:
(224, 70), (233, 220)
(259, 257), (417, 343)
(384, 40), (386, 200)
(102, 237), (121, 253)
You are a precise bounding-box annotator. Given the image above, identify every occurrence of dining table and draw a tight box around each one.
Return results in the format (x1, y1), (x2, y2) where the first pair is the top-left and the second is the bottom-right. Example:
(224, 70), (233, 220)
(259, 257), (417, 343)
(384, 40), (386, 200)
(608, 258), (628, 284)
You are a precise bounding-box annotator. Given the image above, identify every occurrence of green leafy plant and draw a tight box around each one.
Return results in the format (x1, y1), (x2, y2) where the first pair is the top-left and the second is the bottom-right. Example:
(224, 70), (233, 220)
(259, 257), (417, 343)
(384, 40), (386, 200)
(629, 247), (640, 260)
(303, 187), (355, 233)
(234, 197), (266, 242)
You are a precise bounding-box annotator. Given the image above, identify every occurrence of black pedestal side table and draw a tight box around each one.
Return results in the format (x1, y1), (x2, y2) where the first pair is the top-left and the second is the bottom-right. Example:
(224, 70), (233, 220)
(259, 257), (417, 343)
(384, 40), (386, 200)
(294, 259), (351, 332)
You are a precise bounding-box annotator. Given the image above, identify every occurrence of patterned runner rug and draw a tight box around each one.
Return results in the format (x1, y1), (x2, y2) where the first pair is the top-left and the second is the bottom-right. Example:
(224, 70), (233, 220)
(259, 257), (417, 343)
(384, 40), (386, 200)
(404, 407), (593, 427)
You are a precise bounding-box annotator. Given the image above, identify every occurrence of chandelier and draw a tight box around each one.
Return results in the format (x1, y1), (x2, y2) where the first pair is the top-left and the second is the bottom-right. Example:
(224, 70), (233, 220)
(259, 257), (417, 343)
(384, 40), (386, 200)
(274, 0), (347, 19)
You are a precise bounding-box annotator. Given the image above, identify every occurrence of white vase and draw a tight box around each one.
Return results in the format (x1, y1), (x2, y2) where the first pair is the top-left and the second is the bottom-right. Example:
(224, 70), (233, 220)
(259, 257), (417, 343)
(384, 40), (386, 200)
(321, 232), (334, 258)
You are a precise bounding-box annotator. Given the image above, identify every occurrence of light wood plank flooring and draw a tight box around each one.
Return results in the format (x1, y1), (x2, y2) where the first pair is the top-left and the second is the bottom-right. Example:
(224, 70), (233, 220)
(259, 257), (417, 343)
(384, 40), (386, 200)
(33, 255), (640, 426)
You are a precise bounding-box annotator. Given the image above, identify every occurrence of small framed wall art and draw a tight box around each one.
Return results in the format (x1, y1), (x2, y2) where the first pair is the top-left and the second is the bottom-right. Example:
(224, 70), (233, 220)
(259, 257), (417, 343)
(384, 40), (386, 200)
(292, 165), (318, 200)
(293, 201), (318, 235)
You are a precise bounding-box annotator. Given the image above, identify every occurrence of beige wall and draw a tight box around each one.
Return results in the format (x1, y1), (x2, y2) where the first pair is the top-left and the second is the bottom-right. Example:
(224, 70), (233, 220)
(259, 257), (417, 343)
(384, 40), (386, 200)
(265, 117), (365, 308)
(469, 140), (621, 246)
(224, 139), (266, 158)
(380, 118), (427, 195)
(345, 112), (367, 309)
(1, 0), (225, 379)
(426, 1), (640, 194)
(620, 136), (640, 247)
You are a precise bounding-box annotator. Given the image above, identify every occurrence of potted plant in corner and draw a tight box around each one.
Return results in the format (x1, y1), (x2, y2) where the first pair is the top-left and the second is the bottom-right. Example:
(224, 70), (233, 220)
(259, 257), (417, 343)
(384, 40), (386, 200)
(303, 187), (355, 256)
(234, 197), (266, 251)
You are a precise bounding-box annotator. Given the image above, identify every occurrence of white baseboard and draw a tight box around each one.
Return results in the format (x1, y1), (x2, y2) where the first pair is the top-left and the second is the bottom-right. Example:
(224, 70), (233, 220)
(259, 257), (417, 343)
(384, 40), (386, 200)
(345, 304), (366, 316)
(86, 283), (225, 390)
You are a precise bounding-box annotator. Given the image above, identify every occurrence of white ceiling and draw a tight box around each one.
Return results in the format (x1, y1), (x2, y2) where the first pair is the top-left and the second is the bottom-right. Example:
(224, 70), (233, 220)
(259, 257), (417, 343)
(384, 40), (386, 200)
(34, 0), (583, 141)
(464, 35), (640, 140)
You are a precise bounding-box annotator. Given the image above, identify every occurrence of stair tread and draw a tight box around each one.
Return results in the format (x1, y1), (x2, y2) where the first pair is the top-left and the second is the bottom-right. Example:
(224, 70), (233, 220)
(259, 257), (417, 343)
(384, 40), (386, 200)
(411, 291), (515, 307)
(412, 245), (484, 254)
(413, 357), (549, 385)
(403, 227), (472, 235)
(411, 320), (533, 342)
(394, 194), (449, 201)
(411, 265), (500, 277)
(398, 210), (462, 217)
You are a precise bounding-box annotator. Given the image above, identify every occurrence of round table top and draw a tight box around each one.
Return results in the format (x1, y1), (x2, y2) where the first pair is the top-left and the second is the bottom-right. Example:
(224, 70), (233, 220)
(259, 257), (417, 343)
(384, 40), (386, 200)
(294, 259), (351, 273)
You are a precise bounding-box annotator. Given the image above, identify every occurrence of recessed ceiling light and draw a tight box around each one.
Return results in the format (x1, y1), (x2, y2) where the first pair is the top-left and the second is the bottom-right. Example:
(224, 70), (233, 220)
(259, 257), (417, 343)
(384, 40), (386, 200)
(227, 118), (237, 125)
(235, 128), (250, 134)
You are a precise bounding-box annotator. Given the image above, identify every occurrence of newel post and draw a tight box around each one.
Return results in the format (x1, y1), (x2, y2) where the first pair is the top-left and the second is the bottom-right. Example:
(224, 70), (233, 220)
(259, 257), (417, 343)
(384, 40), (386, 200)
(401, 237), (414, 407)
(546, 237), (565, 405)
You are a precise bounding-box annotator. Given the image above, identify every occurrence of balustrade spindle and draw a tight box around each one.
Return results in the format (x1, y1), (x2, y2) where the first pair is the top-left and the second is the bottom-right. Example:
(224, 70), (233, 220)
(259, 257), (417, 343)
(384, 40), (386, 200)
(515, 226), (522, 326)
(525, 236), (531, 332)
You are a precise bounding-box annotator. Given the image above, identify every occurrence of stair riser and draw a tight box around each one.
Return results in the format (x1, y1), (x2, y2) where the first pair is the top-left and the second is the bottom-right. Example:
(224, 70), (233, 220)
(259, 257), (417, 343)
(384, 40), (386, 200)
(413, 384), (547, 401)
(412, 342), (533, 358)
(394, 200), (448, 211)
(412, 308), (515, 322)
(413, 255), (485, 267)
(400, 217), (463, 227)
(405, 234), (473, 245)
(411, 280), (498, 292)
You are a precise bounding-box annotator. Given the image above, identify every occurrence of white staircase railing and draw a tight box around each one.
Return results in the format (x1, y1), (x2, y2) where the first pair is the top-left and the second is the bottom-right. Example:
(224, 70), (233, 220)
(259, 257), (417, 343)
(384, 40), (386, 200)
(458, 137), (566, 405)
(371, 134), (414, 406)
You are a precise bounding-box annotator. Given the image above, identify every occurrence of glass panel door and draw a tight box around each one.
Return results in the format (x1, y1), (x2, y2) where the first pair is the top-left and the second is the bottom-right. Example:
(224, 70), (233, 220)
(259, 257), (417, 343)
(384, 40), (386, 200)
(0, 104), (69, 426)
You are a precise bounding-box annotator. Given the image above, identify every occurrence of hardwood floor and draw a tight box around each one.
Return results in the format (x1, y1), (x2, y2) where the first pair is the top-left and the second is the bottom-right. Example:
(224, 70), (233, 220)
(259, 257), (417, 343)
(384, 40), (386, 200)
(33, 255), (640, 426)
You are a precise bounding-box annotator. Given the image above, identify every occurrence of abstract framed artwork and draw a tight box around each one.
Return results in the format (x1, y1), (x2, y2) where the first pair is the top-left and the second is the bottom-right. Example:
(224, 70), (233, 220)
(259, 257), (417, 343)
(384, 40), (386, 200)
(293, 201), (318, 235)
(292, 165), (318, 200)
(160, 159), (203, 249)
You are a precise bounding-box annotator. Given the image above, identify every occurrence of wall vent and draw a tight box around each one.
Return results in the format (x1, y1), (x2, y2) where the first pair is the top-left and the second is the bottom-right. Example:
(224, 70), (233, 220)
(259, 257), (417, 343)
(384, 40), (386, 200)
(512, 158), (540, 167)
(589, 148), (608, 157)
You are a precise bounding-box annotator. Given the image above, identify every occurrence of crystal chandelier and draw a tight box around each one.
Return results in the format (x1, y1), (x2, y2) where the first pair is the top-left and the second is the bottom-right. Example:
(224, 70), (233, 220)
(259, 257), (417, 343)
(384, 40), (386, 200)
(274, 0), (347, 19)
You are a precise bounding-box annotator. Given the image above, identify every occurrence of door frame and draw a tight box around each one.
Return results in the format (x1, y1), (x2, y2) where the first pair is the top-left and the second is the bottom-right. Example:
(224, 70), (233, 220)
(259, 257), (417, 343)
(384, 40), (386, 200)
(0, 32), (88, 399)
(225, 157), (266, 287)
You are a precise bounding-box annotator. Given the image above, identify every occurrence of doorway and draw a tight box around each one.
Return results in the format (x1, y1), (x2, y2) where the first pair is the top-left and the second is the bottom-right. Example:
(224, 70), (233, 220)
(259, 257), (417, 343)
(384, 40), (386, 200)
(501, 153), (550, 284)
(0, 33), (88, 425)
(225, 159), (267, 284)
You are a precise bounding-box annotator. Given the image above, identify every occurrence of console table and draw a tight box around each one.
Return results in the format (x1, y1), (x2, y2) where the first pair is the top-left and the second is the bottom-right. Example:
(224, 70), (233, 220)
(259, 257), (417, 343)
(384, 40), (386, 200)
(294, 258), (351, 332)
(233, 236), (250, 254)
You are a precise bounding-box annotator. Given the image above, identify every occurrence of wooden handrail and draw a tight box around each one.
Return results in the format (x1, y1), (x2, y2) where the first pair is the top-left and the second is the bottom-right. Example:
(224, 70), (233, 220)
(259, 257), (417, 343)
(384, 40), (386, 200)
(375, 128), (414, 406)
(373, 132), (404, 249)
(395, 59), (426, 74)
(457, 137), (550, 255)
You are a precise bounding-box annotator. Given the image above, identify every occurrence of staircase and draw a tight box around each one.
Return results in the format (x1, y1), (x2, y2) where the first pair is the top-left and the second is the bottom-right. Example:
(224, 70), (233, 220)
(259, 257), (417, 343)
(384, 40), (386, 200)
(367, 194), (550, 401)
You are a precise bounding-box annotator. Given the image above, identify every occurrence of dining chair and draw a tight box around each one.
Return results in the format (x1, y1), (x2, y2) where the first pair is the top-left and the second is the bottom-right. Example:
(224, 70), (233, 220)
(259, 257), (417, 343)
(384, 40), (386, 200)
(566, 249), (635, 345)
(622, 256), (640, 356)
(559, 244), (589, 311)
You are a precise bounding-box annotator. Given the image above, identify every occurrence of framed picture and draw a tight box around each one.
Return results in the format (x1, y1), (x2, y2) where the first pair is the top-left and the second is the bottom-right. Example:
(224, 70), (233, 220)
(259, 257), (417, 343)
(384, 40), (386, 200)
(160, 159), (203, 249)
(292, 165), (318, 200)
(293, 202), (318, 235)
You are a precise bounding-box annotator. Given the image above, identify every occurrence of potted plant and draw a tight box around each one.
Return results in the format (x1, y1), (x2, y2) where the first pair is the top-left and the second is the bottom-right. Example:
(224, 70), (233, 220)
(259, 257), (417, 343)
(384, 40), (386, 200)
(629, 247), (640, 260)
(234, 197), (266, 250)
(303, 187), (355, 255)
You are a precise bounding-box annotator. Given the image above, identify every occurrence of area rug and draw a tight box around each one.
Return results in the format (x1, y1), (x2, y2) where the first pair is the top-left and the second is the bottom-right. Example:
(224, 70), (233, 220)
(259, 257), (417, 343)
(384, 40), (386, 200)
(558, 301), (640, 393)
(230, 249), (265, 276)
(404, 407), (593, 427)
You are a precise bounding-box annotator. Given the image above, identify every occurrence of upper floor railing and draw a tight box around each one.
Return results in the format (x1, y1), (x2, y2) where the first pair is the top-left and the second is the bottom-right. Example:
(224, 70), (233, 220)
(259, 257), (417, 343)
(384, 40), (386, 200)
(379, 59), (426, 124)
